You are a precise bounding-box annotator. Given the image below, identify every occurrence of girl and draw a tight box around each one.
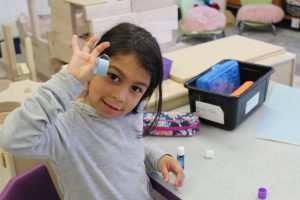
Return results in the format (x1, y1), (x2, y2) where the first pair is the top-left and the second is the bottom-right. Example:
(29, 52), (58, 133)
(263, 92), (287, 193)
(0, 23), (184, 199)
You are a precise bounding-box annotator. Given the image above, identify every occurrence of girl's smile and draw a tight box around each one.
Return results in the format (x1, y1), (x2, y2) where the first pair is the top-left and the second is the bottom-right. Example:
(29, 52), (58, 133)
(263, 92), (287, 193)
(102, 99), (123, 115)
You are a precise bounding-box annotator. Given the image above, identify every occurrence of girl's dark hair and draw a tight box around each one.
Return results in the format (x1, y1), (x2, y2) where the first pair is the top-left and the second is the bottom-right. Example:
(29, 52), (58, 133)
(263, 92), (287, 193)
(96, 23), (163, 135)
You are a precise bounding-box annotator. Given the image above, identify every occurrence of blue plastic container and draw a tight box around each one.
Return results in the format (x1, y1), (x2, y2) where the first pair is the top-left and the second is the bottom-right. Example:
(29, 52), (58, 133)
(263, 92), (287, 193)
(196, 59), (240, 94)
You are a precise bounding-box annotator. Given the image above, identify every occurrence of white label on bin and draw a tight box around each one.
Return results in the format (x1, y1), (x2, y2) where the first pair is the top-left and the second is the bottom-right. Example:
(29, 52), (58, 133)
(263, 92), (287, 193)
(196, 101), (224, 124)
(245, 92), (260, 114)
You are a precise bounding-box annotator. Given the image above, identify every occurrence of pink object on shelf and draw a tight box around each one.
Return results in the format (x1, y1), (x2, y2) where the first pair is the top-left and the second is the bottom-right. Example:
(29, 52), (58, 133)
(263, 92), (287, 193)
(181, 6), (226, 32)
(237, 4), (284, 24)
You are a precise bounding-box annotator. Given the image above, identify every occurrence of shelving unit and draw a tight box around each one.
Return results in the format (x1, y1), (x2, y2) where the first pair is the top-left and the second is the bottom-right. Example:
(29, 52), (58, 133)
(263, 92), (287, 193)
(280, 1), (300, 30)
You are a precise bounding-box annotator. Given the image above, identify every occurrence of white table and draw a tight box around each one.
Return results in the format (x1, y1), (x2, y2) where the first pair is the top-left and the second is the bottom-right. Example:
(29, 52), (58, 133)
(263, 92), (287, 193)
(146, 82), (300, 200)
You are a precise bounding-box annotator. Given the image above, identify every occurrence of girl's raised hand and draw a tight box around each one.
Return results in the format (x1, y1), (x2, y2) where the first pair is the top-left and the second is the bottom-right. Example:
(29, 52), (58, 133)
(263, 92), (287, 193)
(67, 35), (110, 84)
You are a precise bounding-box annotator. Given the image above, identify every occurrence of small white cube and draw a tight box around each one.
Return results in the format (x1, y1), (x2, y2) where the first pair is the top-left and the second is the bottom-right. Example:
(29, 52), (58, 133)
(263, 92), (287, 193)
(205, 150), (215, 159)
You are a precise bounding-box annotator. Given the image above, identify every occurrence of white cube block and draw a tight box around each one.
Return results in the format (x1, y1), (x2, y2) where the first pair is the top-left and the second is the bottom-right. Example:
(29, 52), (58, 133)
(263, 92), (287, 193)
(152, 31), (173, 44)
(205, 150), (215, 159)
(140, 18), (178, 34)
(84, 0), (132, 20)
(89, 13), (137, 36)
(136, 5), (178, 24)
(64, 0), (107, 6)
(131, 0), (176, 12)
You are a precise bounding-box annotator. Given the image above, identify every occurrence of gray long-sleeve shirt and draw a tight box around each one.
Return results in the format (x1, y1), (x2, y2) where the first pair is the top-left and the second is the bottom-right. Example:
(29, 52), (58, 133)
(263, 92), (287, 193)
(0, 68), (166, 200)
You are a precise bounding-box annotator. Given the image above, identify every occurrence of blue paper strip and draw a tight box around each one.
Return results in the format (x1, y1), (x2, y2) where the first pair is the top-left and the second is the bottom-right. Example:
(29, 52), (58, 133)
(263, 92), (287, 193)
(254, 83), (300, 145)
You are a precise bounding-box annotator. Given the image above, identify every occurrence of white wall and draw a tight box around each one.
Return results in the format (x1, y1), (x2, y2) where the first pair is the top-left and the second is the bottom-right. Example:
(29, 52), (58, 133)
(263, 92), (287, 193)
(0, 0), (50, 39)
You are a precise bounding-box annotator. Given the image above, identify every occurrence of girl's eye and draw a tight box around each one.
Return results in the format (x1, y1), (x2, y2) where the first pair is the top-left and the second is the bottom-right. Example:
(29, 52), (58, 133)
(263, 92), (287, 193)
(107, 73), (119, 82)
(132, 86), (142, 93)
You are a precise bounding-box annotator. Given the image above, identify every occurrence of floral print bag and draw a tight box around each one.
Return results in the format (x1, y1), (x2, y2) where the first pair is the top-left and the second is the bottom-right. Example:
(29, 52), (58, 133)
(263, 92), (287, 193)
(143, 112), (200, 137)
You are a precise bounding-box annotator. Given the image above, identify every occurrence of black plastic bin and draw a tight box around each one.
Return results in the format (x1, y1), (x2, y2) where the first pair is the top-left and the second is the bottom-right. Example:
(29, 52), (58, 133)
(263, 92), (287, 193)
(184, 60), (274, 130)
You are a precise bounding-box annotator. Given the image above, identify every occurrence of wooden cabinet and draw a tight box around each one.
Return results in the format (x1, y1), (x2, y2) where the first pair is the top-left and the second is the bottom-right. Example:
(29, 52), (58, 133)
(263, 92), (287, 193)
(227, 0), (240, 7)
(274, 0), (282, 7)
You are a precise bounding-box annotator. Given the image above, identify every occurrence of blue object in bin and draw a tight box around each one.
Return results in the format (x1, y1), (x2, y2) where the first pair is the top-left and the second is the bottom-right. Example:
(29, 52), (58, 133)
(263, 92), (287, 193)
(196, 59), (240, 94)
(93, 54), (109, 76)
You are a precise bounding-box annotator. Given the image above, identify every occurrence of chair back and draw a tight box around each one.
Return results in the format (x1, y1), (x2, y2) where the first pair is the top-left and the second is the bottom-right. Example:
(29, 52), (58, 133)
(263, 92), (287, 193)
(240, 0), (272, 5)
(0, 164), (60, 200)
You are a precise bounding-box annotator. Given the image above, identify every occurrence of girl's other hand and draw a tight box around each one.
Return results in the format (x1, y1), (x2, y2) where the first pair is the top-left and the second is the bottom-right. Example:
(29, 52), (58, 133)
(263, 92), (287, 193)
(67, 35), (110, 84)
(157, 155), (185, 190)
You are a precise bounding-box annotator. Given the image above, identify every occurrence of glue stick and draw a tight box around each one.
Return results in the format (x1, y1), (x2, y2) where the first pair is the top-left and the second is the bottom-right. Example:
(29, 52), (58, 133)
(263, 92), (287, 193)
(177, 146), (184, 170)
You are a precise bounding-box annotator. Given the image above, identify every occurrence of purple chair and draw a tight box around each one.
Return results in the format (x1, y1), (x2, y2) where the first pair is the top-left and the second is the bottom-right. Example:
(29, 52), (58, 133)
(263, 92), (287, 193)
(0, 164), (60, 200)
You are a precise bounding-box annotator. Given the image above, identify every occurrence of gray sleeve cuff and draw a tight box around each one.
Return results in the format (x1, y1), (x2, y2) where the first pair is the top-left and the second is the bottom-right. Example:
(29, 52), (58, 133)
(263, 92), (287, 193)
(144, 144), (167, 174)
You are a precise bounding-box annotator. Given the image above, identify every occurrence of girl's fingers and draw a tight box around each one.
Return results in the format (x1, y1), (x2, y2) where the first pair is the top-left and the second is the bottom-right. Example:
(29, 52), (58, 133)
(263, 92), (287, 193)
(174, 171), (185, 190)
(82, 35), (100, 53)
(71, 35), (80, 53)
(160, 165), (170, 183)
(91, 41), (111, 58)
